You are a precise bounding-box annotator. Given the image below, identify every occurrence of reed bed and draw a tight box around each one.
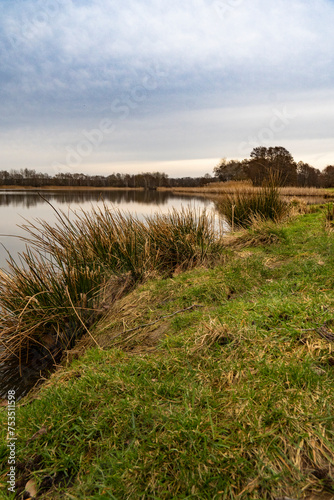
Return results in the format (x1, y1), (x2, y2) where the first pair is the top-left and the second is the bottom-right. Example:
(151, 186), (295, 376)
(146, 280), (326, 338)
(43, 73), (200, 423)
(0, 206), (223, 369)
(280, 185), (330, 196)
(167, 181), (333, 198)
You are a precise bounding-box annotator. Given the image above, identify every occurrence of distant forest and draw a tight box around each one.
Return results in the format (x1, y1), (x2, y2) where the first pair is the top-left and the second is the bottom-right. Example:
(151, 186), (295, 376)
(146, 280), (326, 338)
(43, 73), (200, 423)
(1, 147), (334, 188)
(0, 169), (210, 189)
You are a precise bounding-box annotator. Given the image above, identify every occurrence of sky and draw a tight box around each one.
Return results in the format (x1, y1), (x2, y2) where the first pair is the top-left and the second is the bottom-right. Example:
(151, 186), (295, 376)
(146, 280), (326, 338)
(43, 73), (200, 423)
(1, 0), (334, 178)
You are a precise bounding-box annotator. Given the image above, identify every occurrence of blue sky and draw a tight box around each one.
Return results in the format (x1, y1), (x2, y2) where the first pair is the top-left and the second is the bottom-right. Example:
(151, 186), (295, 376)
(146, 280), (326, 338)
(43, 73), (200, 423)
(1, 0), (334, 177)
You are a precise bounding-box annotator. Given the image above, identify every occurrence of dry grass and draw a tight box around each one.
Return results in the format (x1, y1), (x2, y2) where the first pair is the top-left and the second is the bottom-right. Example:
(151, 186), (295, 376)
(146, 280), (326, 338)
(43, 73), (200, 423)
(164, 182), (333, 198)
(92, 287), (170, 351)
(280, 186), (330, 197)
(223, 217), (285, 249)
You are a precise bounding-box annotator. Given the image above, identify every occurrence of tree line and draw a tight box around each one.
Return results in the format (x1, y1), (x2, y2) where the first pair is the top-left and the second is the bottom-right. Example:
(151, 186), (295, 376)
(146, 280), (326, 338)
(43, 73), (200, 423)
(0, 147), (333, 188)
(0, 170), (214, 189)
(214, 146), (334, 187)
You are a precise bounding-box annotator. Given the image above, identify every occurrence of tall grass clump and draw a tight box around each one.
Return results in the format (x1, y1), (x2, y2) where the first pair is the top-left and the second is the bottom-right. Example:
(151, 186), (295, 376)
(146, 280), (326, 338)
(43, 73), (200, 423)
(0, 205), (223, 381)
(145, 207), (221, 273)
(217, 177), (288, 229)
(325, 202), (334, 231)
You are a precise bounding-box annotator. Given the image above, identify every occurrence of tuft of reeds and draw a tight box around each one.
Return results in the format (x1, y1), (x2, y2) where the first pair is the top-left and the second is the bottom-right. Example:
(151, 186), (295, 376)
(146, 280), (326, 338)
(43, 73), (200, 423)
(287, 196), (309, 215)
(216, 178), (289, 229)
(145, 208), (221, 274)
(325, 203), (334, 231)
(0, 206), (223, 373)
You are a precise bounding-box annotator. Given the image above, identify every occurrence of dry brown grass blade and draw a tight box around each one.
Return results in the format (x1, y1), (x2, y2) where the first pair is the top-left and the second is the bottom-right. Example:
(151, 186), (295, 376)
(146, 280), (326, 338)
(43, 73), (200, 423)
(188, 319), (233, 354)
(65, 287), (101, 349)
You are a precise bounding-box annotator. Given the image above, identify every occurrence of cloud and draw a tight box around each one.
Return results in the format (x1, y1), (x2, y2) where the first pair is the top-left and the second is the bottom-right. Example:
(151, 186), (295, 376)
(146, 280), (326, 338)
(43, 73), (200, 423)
(2, 0), (334, 97)
(0, 0), (334, 174)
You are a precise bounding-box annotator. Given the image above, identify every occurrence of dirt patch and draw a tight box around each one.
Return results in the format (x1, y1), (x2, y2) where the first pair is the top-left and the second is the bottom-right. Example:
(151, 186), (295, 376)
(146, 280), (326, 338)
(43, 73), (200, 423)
(264, 257), (287, 269)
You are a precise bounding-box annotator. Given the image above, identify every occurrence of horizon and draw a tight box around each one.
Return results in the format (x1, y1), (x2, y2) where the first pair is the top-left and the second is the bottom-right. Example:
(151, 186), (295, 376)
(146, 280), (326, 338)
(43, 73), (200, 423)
(1, 152), (332, 180)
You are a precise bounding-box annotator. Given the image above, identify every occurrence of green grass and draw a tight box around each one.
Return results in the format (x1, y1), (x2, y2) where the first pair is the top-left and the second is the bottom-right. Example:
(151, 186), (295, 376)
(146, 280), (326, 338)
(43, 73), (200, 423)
(1, 209), (334, 498)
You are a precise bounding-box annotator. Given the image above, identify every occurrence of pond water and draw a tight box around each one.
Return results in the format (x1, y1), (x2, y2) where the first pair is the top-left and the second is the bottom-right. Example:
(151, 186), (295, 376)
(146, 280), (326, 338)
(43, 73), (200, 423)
(0, 189), (215, 271)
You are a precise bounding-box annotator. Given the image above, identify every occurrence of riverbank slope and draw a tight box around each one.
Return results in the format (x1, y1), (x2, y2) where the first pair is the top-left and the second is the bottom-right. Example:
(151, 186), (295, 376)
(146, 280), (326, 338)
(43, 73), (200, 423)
(1, 209), (334, 499)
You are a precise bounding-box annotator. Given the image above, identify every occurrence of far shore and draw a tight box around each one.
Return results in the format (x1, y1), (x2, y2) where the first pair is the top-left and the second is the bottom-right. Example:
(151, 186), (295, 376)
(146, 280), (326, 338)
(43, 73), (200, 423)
(0, 183), (333, 199)
(0, 185), (145, 191)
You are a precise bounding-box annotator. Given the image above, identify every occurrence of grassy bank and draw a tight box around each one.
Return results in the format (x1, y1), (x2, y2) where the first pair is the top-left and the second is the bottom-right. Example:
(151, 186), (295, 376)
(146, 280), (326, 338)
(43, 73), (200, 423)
(1, 208), (334, 498)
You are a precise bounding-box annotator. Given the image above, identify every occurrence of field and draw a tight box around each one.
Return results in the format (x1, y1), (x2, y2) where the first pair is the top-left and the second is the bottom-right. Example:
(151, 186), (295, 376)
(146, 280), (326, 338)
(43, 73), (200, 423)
(1, 205), (334, 499)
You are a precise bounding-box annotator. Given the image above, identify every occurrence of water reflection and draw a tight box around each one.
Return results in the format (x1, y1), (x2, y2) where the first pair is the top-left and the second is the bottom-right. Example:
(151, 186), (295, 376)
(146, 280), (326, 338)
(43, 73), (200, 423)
(0, 189), (200, 208)
(0, 189), (212, 273)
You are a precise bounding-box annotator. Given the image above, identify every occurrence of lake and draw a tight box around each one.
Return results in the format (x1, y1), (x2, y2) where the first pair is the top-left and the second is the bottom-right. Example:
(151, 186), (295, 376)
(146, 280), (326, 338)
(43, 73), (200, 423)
(0, 189), (215, 271)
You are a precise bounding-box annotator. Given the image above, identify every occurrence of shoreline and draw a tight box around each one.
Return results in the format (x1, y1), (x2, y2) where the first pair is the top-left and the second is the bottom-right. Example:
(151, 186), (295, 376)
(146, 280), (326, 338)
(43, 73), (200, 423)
(0, 184), (333, 199)
(0, 185), (146, 191)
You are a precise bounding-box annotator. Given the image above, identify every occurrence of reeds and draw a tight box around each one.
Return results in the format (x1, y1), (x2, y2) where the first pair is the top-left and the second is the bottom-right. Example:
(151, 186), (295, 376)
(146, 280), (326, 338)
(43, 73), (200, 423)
(325, 203), (334, 231)
(145, 209), (220, 273)
(216, 179), (288, 229)
(0, 206), (223, 368)
(167, 181), (332, 198)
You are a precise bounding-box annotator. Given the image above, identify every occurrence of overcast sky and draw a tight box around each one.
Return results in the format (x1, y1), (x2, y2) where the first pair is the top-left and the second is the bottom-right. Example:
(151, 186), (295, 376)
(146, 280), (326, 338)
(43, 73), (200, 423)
(1, 0), (334, 177)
